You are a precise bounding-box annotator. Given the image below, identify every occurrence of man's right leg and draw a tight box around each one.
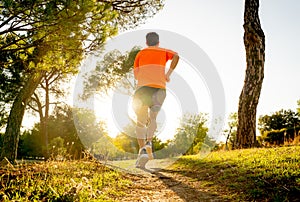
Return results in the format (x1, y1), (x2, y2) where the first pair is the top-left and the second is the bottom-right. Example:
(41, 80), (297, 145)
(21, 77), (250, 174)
(145, 109), (158, 160)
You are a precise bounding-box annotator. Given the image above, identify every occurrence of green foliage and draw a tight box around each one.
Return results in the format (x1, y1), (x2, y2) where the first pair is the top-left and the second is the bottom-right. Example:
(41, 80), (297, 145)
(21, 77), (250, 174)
(0, 0), (129, 105)
(48, 137), (67, 158)
(0, 0), (164, 73)
(92, 121), (169, 160)
(0, 0), (116, 142)
(114, 133), (138, 154)
(72, 107), (106, 150)
(46, 106), (86, 158)
(151, 136), (167, 158)
(109, 0), (164, 30)
(83, 46), (141, 98)
(110, 122), (138, 160)
(172, 146), (300, 201)
(1, 0), (116, 54)
(229, 113), (238, 147)
(258, 109), (300, 146)
(0, 133), (3, 151)
(168, 113), (210, 155)
(262, 129), (285, 145)
(0, 0), (164, 71)
(223, 112), (238, 150)
(92, 134), (125, 161)
(0, 53), (32, 129)
(17, 130), (44, 159)
(297, 99), (300, 114)
(0, 0), (164, 161)
(258, 109), (300, 134)
(18, 105), (105, 159)
(262, 126), (300, 146)
(91, 122), (139, 161)
(0, 161), (131, 201)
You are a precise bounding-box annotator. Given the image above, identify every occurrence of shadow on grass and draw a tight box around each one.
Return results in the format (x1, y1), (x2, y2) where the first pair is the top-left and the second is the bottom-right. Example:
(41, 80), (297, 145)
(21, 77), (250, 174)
(164, 157), (300, 202)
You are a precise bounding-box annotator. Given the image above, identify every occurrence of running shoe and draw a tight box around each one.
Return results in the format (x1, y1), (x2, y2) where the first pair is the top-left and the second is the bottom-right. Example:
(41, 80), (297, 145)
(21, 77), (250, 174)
(135, 148), (149, 168)
(145, 141), (154, 160)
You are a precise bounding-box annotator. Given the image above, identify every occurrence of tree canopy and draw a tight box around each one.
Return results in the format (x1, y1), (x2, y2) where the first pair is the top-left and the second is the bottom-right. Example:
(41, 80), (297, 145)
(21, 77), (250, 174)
(170, 113), (209, 155)
(83, 46), (141, 99)
(0, 0), (165, 161)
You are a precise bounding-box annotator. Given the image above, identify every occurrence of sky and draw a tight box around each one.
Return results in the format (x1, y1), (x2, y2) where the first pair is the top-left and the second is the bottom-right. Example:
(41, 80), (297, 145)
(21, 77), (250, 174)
(135, 0), (300, 117)
(23, 0), (300, 143)
(93, 0), (300, 140)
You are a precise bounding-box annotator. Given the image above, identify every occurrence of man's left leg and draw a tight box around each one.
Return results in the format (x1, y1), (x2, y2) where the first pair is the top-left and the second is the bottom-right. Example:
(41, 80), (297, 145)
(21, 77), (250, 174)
(145, 89), (166, 159)
(135, 105), (148, 149)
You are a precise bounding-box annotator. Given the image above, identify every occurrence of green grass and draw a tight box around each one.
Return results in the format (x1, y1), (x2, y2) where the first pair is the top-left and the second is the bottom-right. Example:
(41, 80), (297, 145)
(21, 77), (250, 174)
(0, 160), (131, 201)
(1, 146), (299, 201)
(171, 146), (300, 201)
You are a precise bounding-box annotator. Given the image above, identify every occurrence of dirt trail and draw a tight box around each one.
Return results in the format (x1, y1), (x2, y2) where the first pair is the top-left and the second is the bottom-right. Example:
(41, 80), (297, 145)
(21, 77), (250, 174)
(120, 169), (228, 202)
(107, 159), (230, 202)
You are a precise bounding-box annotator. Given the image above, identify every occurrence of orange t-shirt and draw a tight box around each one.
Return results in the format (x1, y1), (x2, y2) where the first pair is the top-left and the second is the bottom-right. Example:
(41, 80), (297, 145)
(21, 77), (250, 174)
(134, 47), (176, 89)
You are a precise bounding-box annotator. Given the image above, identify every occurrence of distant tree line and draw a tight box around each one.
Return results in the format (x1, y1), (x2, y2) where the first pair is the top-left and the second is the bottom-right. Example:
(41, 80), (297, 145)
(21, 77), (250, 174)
(0, 108), (215, 160)
(1, 101), (298, 160)
(222, 102), (300, 150)
(258, 108), (300, 146)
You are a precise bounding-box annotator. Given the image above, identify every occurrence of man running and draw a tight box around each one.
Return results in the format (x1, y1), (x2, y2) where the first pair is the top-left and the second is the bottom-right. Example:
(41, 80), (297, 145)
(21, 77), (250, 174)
(133, 32), (179, 168)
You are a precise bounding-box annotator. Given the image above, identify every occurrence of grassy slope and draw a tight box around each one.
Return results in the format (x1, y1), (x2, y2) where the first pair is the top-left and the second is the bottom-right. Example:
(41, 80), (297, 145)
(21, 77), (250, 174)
(171, 146), (300, 201)
(0, 161), (131, 201)
(0, 146), (299, 201)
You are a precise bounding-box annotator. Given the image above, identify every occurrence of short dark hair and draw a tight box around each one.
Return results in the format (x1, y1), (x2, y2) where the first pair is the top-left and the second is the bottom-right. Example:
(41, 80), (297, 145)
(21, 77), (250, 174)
(146, 32), (159, 46)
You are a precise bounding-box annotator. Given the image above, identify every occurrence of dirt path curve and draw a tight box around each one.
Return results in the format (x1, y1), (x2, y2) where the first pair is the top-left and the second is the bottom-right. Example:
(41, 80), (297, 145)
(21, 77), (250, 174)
(106, 159), (230, 202)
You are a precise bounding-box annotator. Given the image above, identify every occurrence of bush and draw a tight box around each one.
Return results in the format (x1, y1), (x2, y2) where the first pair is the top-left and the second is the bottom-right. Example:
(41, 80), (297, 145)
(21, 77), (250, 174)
(263, 126), (300, 146)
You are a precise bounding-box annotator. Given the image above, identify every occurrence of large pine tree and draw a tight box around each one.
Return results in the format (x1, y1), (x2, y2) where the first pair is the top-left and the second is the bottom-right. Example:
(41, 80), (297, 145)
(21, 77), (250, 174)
(236, 0), (265, 148)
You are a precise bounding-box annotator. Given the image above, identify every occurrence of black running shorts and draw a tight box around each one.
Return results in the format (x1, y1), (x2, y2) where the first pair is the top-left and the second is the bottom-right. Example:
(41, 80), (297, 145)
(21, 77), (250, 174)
(132, 86), (166, 113)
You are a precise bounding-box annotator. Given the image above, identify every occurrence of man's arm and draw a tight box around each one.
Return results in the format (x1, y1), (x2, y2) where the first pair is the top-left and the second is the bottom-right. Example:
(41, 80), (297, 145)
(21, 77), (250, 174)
(166, 54), (179, 82)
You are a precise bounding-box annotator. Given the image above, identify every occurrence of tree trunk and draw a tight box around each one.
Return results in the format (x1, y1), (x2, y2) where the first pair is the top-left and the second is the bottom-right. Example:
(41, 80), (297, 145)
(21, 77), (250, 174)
(225, 126), (232, 150)
(0, 72), (43, 162)
(236, 0), (265, 148)
(44, 77), (50, 158)
(32, 92), (47, 156)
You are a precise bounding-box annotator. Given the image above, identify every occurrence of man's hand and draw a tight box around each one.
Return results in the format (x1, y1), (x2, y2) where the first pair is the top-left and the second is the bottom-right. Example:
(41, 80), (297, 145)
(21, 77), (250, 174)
(165, 69), (173, 82)
(165, 74), (170, 82)
(165, 54), (179, 82)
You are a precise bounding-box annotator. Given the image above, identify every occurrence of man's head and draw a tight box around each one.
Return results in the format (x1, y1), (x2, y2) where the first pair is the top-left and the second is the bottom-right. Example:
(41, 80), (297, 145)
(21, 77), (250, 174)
(146, 32), (159, 46)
